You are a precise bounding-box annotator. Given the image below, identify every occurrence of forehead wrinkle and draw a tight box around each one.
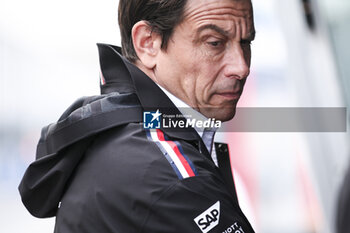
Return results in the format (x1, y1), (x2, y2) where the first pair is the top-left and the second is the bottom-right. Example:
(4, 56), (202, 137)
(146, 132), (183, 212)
(192, 12), (250, 30)
(193, 15), (254, 40)
(183, 0), (253, 18)
(192, 14), (246, 23)
(180, 0), (254, 42)
(185, 6), (252, 22)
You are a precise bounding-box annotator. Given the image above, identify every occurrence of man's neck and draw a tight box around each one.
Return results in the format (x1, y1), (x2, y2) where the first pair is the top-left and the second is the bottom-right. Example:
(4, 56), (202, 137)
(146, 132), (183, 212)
(157, 84), (214, 137)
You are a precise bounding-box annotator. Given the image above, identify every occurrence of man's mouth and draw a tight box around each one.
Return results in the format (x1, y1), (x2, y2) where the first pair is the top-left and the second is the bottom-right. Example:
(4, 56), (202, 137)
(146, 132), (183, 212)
(216, 91), (241, 100)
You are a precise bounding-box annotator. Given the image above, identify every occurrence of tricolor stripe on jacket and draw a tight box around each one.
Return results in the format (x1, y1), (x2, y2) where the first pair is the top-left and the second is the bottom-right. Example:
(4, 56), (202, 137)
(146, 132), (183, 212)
(145, 129), (197, 180)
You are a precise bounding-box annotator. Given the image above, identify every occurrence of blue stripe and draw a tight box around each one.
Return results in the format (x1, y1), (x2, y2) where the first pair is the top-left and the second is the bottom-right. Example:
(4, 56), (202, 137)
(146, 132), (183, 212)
(156, 130), (197, 176)
(145, 129), (183, 180)
(172, 140), (198, 176)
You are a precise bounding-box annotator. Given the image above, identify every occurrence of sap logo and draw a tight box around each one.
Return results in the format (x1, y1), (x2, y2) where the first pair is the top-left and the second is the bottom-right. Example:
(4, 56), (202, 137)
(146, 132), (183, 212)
(143, 110), (161, 129)
(194, 201), (220, 233)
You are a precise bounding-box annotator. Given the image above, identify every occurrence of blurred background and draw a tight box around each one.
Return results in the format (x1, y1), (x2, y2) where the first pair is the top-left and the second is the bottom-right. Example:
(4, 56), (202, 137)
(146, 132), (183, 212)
(0, 0), (349, 232)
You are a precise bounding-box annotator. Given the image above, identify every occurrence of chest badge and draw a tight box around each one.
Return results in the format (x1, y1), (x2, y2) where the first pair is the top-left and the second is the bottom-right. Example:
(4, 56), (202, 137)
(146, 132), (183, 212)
(194, 201), (220, 233)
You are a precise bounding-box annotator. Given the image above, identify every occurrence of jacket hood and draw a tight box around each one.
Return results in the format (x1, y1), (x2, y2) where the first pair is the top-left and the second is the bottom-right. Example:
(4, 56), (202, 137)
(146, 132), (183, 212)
(18, 44), (143, 218)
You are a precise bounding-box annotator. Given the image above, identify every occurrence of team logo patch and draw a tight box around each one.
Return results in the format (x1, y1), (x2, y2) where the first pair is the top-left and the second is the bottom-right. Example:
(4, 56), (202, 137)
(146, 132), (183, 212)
(194, 201), (220, 233)
(143, 110), (162, 129)
(145, 128), (197, 179)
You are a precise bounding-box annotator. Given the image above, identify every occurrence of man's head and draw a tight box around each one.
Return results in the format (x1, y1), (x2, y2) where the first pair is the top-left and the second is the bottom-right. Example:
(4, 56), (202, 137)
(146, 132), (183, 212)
(118, 0), (255, 121)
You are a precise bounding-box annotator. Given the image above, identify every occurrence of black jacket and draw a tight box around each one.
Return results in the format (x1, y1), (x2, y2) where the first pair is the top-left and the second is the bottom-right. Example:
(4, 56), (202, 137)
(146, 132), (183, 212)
(337, 162), (350, 233)
(19, 44), (255, 233)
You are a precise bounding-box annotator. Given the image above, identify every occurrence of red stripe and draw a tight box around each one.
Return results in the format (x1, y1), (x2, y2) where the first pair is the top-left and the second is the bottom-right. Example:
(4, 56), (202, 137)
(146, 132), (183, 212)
(156, 129), (195, 177)
(156, 129), (165, 141)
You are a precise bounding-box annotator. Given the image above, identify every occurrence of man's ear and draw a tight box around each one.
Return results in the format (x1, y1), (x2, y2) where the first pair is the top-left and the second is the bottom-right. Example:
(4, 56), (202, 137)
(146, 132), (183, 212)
(132, 21), (161, 69)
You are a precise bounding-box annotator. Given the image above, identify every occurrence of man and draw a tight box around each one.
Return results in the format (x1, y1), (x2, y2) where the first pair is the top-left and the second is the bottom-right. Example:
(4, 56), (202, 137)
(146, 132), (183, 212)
(19, 0), (256, 232)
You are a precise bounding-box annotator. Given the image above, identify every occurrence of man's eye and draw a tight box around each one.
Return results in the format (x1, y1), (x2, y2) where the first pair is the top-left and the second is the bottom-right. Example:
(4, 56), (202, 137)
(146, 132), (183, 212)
(207, 41), (223, 47)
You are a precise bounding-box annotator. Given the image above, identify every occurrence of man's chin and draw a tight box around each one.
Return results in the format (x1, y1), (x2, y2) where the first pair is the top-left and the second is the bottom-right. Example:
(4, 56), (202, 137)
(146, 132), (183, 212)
(216, 108), (237, 122)
(201, 106), (237, 122)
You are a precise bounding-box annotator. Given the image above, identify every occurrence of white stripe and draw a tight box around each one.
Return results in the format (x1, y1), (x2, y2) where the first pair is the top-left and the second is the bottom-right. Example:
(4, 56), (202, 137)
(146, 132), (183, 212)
(100, 71), (106, 85)
(150, 129), (190, 178)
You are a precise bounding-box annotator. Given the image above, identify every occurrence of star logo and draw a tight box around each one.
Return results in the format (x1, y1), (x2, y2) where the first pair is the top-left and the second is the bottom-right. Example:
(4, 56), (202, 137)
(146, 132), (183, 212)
(143, 110), (162, 129)
(151, 109), (162, 122)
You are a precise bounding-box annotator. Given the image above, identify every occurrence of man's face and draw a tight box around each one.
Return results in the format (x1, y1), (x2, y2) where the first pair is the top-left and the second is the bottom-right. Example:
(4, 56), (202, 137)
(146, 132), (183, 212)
(155, 0), (255, 121)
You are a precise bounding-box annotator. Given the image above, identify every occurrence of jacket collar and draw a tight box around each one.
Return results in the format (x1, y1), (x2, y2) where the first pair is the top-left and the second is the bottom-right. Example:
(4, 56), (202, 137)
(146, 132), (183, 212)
(97, 43), (201, 142)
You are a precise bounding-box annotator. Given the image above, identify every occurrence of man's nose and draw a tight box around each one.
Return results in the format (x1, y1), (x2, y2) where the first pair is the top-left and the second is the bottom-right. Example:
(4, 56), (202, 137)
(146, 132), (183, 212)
(223, 44), (250, 80)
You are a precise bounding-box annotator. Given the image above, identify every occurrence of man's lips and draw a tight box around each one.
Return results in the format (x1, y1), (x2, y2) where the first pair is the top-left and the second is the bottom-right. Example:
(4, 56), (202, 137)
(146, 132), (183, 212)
(216, 91), (241, 100)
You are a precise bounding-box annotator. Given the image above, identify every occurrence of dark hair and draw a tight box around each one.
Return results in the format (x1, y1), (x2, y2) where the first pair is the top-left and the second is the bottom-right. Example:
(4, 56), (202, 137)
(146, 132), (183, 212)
(118, 0), (187, 62)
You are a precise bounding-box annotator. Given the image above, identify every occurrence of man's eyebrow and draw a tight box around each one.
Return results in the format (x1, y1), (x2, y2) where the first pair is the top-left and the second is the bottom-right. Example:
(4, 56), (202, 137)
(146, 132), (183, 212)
(196, 24), (230, 38)
(196, 24), (256, 41)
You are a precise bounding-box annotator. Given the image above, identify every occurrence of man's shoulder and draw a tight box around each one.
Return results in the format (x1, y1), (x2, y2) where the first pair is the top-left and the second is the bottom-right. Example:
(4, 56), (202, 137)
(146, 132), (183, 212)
(82, 123), (228, 198)
(80, 123), (183, 187)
